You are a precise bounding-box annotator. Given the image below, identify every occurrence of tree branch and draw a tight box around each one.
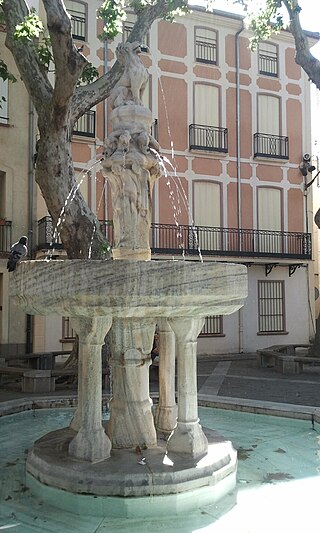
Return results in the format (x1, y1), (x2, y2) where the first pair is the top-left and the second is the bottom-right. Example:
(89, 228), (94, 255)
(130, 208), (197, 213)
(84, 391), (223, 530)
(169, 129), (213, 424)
(71, 0), (188, 122)
(283, 0), (320, 90)
(42, 0), (88, 111)
(2, 0), (53, 114)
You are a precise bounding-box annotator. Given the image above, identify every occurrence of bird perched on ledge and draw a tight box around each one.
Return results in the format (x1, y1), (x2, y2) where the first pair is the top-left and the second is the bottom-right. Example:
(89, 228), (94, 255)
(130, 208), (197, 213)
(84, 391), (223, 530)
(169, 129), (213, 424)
(7, 236), (28, 272)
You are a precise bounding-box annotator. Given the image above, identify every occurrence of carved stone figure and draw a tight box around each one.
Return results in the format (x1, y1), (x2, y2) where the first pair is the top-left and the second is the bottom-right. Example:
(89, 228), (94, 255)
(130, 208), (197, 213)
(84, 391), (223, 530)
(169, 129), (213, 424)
(109, 42), (149, 109)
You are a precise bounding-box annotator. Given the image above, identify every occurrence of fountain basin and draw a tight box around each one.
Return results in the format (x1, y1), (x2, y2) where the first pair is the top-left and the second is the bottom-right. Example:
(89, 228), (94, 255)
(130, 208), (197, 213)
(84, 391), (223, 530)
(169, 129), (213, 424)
(10, 259), (247, 318)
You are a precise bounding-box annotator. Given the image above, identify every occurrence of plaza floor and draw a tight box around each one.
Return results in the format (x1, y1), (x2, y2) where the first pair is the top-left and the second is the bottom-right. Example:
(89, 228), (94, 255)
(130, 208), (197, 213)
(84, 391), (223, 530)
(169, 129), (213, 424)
(1, 354), (320, 532)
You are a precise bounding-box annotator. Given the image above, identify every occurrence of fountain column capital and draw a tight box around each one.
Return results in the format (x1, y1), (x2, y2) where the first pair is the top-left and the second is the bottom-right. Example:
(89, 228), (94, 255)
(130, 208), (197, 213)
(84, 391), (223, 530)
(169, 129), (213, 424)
(71, 316), (112, 345)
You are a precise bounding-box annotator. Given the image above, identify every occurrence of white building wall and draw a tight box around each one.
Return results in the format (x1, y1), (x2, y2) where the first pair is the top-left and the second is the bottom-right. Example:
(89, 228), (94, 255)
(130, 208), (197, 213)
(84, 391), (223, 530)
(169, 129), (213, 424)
(198, 264), (310, 355)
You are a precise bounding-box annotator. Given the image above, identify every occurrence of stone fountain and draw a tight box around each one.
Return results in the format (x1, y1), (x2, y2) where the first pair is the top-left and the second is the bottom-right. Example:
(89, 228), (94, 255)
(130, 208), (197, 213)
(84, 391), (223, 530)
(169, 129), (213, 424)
(10, 41), (247, 517)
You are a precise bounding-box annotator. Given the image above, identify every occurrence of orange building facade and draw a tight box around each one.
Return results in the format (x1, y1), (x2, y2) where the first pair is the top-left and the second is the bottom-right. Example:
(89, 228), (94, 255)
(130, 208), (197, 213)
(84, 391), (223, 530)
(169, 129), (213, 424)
(0, 3), (318, 356)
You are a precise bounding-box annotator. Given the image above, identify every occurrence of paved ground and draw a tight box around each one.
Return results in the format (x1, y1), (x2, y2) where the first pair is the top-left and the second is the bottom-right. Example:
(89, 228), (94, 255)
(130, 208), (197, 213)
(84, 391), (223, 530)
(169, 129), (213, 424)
(2, 353), (320, 408)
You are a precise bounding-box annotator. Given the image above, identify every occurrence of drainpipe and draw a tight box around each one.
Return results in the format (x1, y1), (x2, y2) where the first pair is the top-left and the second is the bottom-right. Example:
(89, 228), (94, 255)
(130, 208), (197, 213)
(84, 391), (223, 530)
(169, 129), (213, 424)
(26, 97), (36, 353)
(104, 32), (109, 222)
(236, 21), (244, 353)
(236, 20), (244, 237)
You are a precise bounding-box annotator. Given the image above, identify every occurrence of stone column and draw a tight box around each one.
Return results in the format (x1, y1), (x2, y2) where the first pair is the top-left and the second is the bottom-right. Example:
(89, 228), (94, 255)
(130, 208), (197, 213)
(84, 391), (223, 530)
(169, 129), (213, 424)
(68, 316), (112, 463)
(108, 317), (157, 448)
(155, 318), (177, 434)
(166, 317), (208, 458)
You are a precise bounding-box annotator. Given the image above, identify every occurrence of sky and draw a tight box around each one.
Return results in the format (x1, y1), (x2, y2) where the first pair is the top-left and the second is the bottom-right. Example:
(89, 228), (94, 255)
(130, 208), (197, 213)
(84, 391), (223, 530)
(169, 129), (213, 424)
(207, 0), (320, 57)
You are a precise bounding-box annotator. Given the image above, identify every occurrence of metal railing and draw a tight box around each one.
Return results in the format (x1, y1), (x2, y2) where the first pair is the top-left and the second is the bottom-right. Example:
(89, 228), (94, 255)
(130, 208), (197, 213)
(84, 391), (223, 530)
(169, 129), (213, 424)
(195, 38), (217, 64)
(37, 216), (63, 250)
(68, 8), (86, 41)
(254, 133), (289, 159)
(0, 220), (12, 252)
(189, 124), (228, 153)
(37, 218), (312, 260)
(73, 110), (96, 138)
(151, 223), (311, 259)
(258, 52), (278, 77)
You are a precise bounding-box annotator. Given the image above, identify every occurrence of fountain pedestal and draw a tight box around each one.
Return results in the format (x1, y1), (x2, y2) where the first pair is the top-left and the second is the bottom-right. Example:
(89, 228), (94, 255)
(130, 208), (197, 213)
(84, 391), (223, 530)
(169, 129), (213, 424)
(108, 317), (157, 448)
(68, 316), (112, 462)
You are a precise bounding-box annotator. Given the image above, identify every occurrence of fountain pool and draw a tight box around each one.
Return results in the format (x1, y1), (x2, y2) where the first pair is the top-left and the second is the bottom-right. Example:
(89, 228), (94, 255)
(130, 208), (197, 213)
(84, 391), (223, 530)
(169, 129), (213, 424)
(0, 405), (319, 532)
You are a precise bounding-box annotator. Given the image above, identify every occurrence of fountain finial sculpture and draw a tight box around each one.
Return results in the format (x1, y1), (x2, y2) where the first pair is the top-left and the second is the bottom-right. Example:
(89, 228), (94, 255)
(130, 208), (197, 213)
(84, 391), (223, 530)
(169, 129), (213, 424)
(103, 41), (161, 260)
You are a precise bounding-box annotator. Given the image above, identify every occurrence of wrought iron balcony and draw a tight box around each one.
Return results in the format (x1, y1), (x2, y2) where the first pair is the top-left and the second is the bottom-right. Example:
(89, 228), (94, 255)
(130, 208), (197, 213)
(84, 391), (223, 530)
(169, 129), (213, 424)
(151, 224), (311, 259)
(73, 110), (96, 138)
(258, 52), (278, 77)
(38, 216), (63, 250)
(195, 38), (217, 64)
(0, 220), (12, 253)
(254, 133), (289, 159)
(37, 217), (311, 260)
(37, 217), (114, 251)
(68, 8), (86, 41)
(189, 124), (228, 153)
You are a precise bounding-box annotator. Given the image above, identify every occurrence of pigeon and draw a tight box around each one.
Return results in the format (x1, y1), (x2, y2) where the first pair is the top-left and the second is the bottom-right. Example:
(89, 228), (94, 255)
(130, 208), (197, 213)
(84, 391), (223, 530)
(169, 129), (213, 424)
(7, 236), (28, 272)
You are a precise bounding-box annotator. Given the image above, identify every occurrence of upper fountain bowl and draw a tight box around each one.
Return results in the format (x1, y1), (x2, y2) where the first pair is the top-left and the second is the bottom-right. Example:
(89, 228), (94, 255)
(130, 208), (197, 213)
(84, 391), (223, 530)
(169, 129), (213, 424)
(10, 260), (247, 318)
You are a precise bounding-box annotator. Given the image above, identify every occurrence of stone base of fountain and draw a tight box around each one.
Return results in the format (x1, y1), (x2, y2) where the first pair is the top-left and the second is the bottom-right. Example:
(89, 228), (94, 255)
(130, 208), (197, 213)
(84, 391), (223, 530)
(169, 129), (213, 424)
(26, 426), (237, 517)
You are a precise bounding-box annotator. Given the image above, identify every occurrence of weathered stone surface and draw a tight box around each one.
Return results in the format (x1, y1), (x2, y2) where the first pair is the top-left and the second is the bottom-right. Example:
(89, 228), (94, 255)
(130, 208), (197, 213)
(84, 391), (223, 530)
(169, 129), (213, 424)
(26, 426), (237, 497)
(10, 260), (247, 318)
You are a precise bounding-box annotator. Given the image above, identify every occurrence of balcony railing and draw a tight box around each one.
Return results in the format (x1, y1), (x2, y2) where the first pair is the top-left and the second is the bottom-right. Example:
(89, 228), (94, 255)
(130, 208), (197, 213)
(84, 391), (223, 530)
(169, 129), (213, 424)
(0, 220), (12, 253)
(189, 124), (228, 153)
(258, 52), (278, 77)
(68, 8), (86, 41)
(73, 110), (96, 138)
(195, 39), (217, 64)
(38, 216), (63, 250)
(37, 217), (311, 260)
(254, 133), (289, 159)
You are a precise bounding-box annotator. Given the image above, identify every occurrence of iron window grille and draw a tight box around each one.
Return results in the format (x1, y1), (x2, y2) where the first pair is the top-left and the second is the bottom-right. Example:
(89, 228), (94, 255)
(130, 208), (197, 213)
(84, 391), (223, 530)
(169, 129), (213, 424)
(0, 220), (12, 252)
(189, 124), (228, 153)
(123, 22), (149, 52)
(65, 1), (86, 41)
(258, 44), (278, 77)
(62, 317), (75, 340)
(73, 110), (96, 137)
(258, 280), (285, 333)
(254, 133), (289, 159)
(195, 28), (217, 64)
(199, 316), (223, 336)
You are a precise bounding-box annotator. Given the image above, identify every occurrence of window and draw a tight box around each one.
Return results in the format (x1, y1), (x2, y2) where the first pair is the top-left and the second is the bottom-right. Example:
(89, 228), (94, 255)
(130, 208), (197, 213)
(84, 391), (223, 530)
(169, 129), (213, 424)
(73, 109), (96, 137)
(255, 94), (288, 158)
(258, 187), (282, 253)
(193, 181), (221, 250)
(195, 84), (219, 127)
(65, 0), (86, 41)
(123, 21), (149, 52)
(0, 78), (9, 124)
(258, 42), (278, 77)
(190, 83), (227, 152)
(258, 280), (285, 333)
(62, 317), (75, 340)
(195, 27), (217, 64)
(199, 316), (223, 336)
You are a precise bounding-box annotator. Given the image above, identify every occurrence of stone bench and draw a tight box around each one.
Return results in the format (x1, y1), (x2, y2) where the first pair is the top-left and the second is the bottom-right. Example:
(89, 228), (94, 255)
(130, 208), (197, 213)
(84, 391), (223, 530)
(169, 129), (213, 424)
(0, 366), (54, 392)
(0, 365), (109, 393)
(256, 344), (320, 374)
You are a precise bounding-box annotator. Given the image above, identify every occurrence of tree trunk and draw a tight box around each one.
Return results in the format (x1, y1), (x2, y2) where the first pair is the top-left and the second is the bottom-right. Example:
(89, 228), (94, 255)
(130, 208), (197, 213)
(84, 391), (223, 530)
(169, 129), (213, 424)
(35, 120), (108, 259)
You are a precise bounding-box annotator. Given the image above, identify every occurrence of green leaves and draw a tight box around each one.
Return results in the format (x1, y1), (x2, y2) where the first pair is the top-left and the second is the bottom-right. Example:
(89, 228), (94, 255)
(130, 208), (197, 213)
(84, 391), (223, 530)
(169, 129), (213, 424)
(13, 8), (44, 43)
(98, 0), (127, 40)
(0, 59), (16, 83)
(245, 0), (287, 49)
(78, 63), (99, 85)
